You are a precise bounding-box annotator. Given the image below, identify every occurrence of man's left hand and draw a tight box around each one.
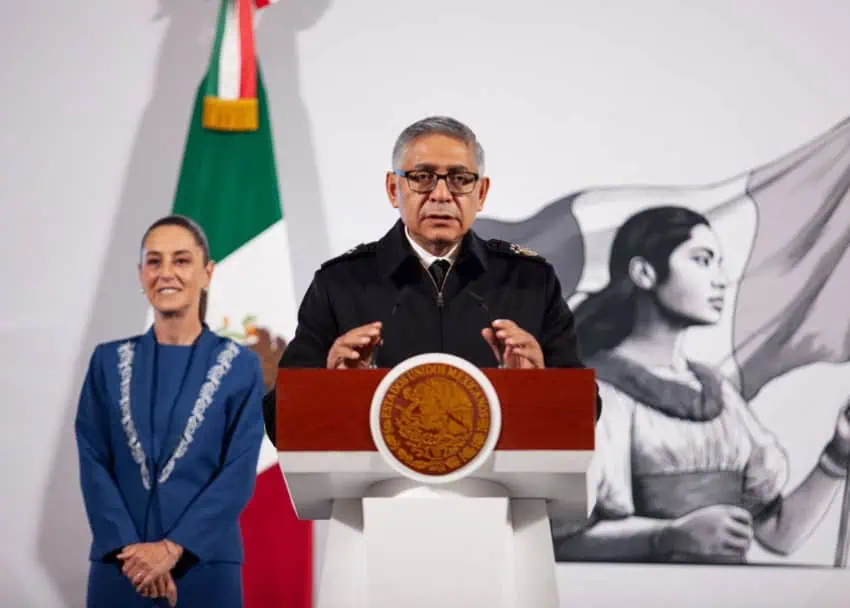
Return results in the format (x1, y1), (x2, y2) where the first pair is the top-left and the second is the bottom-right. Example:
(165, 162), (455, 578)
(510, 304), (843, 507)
(481, 319), (544, 369)
(249, 327), (287, 392)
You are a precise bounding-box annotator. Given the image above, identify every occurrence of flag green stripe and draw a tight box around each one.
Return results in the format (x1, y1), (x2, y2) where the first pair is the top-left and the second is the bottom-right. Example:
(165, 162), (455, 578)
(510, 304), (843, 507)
(173, 66), (282, 263)
(205, 0), (230, 97)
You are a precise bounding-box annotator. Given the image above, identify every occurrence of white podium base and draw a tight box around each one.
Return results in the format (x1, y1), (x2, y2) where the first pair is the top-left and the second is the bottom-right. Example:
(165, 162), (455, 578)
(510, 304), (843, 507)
(315, 478), (559, 608)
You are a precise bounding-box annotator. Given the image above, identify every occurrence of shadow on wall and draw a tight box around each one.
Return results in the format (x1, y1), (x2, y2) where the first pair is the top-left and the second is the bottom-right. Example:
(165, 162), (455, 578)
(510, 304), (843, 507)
(257, 0), (333, 294)
(36, 0), (332, 604)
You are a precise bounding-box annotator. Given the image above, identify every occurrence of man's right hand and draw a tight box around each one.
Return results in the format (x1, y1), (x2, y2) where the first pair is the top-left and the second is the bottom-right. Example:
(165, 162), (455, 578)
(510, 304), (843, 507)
(326, 322), (382, 369)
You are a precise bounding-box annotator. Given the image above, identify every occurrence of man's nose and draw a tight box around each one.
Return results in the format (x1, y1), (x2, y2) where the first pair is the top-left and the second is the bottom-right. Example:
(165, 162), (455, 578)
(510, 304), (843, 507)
(429, 177), (453, 201)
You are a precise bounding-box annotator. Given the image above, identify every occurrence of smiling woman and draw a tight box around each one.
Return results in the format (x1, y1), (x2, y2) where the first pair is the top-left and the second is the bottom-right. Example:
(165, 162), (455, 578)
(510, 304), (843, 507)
(74, 214), (266, 607)
(139, 215), (214, 330)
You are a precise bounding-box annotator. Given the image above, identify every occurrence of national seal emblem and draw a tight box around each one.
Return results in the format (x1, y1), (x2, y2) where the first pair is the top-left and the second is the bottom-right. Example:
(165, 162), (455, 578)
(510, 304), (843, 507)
(370, 353), (502, 483)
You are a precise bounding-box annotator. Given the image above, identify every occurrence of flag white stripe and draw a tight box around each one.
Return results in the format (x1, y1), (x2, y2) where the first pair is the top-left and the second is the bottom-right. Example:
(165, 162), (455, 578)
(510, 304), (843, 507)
(218, 0), (241, 100)
(201, 221), (299, 472)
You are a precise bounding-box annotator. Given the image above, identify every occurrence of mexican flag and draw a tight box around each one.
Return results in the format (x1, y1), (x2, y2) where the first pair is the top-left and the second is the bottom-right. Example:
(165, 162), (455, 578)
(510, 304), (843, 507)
(170, 0), (312, 606)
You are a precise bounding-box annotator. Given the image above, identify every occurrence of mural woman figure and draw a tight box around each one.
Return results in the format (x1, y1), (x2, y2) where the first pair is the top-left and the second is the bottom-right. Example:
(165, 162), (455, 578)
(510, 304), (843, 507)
(74, 215), (265, 606)
(553, 206), (850, 564)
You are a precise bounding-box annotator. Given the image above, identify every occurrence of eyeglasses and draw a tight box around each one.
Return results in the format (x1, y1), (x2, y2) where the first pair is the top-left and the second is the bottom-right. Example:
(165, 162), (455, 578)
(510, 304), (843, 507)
(394, 169), (480, 194)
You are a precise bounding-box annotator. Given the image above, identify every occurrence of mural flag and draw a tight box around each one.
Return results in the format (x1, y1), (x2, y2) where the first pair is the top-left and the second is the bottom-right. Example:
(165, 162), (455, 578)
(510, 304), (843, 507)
(475, 118), (850, 400)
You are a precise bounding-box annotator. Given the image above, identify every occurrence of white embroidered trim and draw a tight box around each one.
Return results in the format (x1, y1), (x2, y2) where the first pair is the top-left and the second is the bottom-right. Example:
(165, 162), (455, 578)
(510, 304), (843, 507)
(117, 342), (152, 490)
(157, 341), (241, 484)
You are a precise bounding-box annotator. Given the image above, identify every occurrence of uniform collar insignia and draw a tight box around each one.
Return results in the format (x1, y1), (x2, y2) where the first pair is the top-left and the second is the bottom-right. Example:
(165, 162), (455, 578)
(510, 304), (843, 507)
(509, 243), (539, 257)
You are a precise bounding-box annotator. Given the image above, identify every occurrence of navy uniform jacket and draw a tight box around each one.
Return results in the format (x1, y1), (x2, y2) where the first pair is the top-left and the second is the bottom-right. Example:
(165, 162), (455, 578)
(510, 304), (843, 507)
(263, 219), (600, 443)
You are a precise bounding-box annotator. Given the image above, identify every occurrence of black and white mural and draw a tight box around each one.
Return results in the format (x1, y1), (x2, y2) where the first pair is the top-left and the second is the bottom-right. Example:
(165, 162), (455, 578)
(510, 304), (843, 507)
(476, 117), (850, 568)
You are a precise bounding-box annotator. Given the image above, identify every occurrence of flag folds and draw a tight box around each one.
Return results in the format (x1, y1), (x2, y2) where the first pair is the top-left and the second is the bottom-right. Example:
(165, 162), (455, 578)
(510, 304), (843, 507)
(475, 118), (850, 400)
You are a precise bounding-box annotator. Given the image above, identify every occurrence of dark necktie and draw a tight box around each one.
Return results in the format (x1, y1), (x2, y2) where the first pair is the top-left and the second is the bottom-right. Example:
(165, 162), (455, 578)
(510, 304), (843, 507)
(428, 259), (451, 289)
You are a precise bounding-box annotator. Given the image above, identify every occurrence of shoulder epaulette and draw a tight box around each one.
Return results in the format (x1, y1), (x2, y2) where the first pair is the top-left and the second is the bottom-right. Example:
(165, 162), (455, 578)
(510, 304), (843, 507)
(320, 241), (377, 269)
(485, 238), (546, 262)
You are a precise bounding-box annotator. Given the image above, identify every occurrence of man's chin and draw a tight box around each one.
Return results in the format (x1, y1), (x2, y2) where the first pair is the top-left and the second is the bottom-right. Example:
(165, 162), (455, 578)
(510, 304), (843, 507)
(421, 226), (463, 243)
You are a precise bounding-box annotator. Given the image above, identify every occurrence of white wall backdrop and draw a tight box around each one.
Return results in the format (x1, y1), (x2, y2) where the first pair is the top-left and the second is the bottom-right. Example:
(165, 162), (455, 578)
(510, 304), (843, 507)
(3, 0), (850, 606)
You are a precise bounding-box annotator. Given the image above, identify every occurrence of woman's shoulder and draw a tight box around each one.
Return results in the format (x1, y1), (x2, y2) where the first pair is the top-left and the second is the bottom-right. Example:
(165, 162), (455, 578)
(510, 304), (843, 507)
(208, 334), (263, 387)
(88, 334), (146, 366)
(211, 333), (259, 364)
(595, 379), (640, 417)
(687, 361), (748, 406)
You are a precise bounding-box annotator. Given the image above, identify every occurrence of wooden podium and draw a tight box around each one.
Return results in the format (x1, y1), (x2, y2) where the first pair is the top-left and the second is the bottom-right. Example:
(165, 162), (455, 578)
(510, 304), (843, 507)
(275, 353), (596, 608)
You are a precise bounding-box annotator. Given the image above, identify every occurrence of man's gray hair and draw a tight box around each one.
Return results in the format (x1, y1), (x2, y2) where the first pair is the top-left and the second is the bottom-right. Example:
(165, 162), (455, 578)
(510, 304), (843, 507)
(391, 116), (485, 172)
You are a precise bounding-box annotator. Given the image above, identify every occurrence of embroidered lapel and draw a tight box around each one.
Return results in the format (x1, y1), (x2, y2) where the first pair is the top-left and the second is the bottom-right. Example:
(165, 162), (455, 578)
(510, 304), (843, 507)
(157, 332), (241, 485)
(117, 335), (154, 490)
(115, 328), (242, 491)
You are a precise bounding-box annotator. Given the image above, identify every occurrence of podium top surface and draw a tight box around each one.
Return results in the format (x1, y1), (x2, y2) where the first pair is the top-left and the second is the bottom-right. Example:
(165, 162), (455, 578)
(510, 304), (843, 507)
(276, 367), (595, 452)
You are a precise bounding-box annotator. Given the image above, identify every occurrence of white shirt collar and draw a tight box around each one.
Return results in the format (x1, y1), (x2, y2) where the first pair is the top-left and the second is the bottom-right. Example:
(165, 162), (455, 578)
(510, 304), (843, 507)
(404, 226), (460, 269)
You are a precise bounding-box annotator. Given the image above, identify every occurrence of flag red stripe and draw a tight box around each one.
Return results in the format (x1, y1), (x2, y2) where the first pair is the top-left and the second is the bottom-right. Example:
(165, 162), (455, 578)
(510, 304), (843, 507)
(238, 0), (257, 98)
(240, 466), (313, 608)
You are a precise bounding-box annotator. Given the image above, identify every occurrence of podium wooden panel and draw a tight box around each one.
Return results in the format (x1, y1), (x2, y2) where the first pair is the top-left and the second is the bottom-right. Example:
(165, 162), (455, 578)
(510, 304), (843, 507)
(276, 367), (596, 452)
(274, 364), (597, 608)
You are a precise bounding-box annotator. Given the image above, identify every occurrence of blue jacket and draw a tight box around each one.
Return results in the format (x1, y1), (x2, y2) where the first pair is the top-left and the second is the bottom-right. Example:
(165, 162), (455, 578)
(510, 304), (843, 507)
(75, 326), (265, 564)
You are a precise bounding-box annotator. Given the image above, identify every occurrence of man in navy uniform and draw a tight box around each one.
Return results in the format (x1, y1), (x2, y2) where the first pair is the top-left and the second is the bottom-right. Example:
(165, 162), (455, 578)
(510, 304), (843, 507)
(258, 116), (600, 443)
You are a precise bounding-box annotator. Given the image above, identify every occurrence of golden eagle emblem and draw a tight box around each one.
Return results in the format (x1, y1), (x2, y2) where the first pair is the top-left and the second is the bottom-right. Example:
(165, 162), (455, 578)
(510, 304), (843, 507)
(377, 363), (491, 476)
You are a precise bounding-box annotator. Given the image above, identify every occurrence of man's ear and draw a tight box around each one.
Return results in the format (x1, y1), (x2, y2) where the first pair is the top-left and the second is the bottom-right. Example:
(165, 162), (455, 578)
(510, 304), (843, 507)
(386, 171), (400, 209)
(476, 176), (491, 211)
